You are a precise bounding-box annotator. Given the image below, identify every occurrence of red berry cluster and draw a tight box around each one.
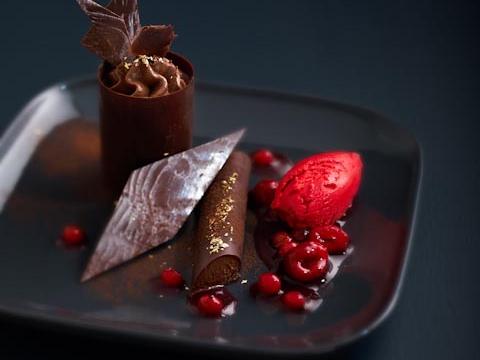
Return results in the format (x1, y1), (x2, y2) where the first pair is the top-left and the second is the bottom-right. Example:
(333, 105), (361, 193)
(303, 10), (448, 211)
(270, 225), (350, 282)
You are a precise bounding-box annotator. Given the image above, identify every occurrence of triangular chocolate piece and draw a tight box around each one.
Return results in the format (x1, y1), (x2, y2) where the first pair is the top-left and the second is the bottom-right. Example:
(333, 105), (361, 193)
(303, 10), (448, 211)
(82, 130), (245, 281)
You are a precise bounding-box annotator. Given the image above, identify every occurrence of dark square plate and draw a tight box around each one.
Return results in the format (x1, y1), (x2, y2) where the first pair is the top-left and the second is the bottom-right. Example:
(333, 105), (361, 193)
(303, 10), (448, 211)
(0, 78), (421, 356)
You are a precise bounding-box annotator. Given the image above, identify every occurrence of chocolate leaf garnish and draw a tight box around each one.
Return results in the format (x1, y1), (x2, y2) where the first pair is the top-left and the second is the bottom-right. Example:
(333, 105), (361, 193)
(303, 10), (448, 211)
(78, 1), (177, 63)
(77, 0), (138, 65)
(106, 0), (141, 40)
(130, 25), (176, 57)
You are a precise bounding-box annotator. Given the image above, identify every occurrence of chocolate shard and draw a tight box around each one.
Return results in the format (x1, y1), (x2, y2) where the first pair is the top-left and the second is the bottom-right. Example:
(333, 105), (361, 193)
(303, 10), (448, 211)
(191, 151), (252, 293)
(81, 129), (245, 282)
(77, 0), (139, 65)
(106, 0), (140, 39)
(130, 25), (176, 57)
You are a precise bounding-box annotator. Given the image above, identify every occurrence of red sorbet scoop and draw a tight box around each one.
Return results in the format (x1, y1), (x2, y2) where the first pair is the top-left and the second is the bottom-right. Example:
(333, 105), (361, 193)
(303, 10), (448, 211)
(271, 151), (363, 229)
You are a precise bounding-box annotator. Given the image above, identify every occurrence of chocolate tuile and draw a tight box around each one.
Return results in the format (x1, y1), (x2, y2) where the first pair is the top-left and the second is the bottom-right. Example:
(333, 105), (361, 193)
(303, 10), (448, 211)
(81, 130), (246, 282)
(131, 25), (176, 57)
(77, 0), (177, 65)
(77, 0), (137, 65)
(106, 0), (140, 39)
(191, 151), (252, 293)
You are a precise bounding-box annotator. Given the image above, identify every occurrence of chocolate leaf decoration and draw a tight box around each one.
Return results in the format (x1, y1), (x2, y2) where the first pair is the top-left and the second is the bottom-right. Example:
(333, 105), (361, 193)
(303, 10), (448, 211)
(106, 0), (140, 40)
(77, 0), (139, 65)
(77, 0), (176, 63)
(130, 25), (176, 57)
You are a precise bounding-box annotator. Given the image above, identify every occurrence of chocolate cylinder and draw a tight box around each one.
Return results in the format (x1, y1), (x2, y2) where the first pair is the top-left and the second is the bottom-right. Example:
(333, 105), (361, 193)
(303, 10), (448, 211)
(98, 52), (194, 197)
(191, 151), (252, 293)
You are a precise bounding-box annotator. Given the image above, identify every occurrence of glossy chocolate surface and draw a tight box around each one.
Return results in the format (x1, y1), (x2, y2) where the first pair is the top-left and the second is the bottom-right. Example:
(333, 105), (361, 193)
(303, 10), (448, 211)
(82, 129), (245, 281)
(192, 151), (251, 292)
(77, 0), (141, 65)
(99, 52), (194, 197)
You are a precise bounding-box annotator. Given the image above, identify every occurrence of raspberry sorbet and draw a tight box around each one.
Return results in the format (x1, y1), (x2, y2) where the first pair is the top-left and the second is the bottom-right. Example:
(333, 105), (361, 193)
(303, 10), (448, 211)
(271, 151), (363, 229)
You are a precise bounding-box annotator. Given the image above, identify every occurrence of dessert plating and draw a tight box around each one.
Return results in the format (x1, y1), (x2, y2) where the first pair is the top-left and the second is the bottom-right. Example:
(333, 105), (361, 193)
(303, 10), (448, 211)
(74, 0), (365, 318)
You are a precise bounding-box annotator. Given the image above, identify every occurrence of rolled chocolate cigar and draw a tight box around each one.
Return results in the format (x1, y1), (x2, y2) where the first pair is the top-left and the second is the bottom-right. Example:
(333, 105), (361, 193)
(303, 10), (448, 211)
(191, 151), (252, 293)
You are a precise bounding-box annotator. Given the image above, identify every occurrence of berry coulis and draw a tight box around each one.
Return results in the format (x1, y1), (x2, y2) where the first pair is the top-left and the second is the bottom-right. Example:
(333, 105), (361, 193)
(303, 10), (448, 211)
(252, 207), (353, 313)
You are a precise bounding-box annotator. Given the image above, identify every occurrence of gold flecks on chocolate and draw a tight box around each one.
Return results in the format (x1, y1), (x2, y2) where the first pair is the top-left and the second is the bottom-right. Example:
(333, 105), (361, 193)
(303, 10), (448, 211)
(133, 54), (155, 66)
(207, 172), (239, 254)
(124, 54), (163, 69)
(209, 237), (230, 254)
(229, 172), (239, 182)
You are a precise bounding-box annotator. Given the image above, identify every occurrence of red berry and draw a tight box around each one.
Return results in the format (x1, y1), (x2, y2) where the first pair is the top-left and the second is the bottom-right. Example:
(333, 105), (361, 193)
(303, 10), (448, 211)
(160, 268), (184, 288)
(61, 225), (86, 246)
(291, 228), (309, 242)
(283, 241), (329, 283)
(278, 241), (298, 257)
(252, 179), (278, 207)
(282, 291), (306, 311)
(251, 149), (275, 167)
(271, 231), (293, 249)
(197, 294), (224, 317)
(308, 225), (349, 254)
(257, 272), (282, 296)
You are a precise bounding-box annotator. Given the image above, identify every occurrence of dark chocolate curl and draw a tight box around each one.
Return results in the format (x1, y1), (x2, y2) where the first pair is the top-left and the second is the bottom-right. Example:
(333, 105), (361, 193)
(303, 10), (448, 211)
(130, 25), (176, 57)
(77, 0), (139, 65)
(191, 152), (252, 293)
(106, 0), (141, 39)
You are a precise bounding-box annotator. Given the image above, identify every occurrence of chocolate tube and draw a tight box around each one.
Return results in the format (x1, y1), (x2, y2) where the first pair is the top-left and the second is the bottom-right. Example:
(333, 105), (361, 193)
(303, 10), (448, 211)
(191, 151), (252, 293)
(98, 52), (194, 197)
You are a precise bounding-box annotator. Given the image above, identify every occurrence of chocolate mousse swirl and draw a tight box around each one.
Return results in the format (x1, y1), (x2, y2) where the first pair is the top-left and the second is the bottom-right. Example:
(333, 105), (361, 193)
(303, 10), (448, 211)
(106, 55), (187, 97)
(77, 1), (188, 97)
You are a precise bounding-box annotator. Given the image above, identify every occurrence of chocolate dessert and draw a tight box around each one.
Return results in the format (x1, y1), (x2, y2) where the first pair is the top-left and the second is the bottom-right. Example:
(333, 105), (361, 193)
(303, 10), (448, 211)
(191, 152), (251, 293)
(77, 0), (194, 196)
(81, 130), (245, 282)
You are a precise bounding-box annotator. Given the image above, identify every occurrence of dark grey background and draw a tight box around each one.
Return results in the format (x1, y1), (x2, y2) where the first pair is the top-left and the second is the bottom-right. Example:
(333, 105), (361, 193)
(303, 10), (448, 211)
(0, 0), (478, 359)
